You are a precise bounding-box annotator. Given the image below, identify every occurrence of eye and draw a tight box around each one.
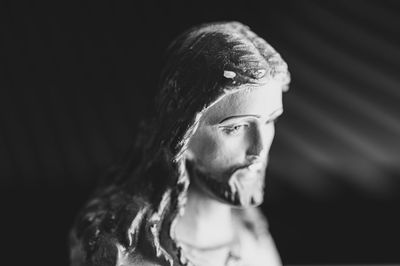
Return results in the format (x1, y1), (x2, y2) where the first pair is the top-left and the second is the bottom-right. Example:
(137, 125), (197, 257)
(220, 124), (248, 135)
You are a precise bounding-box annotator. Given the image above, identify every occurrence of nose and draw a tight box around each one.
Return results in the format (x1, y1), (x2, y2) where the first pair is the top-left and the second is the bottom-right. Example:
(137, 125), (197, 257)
(246, 123), (274, 159)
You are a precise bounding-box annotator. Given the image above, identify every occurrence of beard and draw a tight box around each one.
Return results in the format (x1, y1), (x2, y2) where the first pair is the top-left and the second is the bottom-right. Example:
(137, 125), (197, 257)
(186, 159), (268, 207)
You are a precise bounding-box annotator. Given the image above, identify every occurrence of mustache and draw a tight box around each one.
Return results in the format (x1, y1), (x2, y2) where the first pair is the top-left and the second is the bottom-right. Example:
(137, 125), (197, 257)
(227, 157), (269, 177)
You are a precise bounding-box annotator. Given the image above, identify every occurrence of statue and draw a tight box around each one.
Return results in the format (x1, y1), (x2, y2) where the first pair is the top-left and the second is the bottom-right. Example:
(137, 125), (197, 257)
(69, 21), (291, 266)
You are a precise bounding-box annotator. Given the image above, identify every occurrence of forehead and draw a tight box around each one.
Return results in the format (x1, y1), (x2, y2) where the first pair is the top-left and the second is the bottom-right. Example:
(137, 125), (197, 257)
(201, 81), (283, 125)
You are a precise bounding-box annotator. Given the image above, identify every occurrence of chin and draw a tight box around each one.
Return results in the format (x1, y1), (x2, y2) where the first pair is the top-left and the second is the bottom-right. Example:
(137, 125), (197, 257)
(196, 168), (266, 208)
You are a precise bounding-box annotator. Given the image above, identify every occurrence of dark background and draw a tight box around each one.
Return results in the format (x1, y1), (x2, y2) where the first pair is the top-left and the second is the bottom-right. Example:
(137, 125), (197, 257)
(1, 0), (400, 265)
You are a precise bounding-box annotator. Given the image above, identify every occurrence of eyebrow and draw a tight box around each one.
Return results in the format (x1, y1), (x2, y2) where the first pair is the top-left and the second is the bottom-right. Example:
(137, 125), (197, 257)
(218, 108), (283, 124)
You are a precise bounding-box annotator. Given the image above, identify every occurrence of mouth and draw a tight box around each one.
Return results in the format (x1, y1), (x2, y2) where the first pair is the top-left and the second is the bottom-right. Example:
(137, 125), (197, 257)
(229, 160), (265, 176)
(233, 162), (265, 182)
(247, 161), (264, 172)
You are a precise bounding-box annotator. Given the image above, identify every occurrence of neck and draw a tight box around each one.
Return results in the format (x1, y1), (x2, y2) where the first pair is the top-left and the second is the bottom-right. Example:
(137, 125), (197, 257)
(174, 182), (235, 249)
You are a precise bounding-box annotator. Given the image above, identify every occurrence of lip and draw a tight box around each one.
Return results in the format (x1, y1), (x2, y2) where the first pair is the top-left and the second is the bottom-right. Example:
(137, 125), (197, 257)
(232, 165), (265, 184)
(231, 161), (265, 175)
(247, 162), (264, 171)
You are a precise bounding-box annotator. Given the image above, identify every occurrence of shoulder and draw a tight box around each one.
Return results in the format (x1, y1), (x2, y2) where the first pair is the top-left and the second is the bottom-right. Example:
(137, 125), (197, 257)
(238, 227), (282, 266)
(233, 207), (269, 237)
(69, 185), (154, 266)
(70, 232), (165, 266)
(233, 208), (283, 266)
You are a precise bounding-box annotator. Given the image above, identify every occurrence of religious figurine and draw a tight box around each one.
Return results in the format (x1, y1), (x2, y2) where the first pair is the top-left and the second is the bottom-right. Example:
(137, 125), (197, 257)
(69, 21), (290, 266)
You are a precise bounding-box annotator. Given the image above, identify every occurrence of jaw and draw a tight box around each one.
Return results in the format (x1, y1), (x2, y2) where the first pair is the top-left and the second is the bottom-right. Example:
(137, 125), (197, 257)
(193, 167), (266, 208)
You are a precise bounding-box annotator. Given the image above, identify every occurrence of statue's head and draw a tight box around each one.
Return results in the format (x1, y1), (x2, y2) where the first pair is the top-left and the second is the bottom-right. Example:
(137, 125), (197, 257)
(149, 21), (290, 208)
(186, 81), (283, 207)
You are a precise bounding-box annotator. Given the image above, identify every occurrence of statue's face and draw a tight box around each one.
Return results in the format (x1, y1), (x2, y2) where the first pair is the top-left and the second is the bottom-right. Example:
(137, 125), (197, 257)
(186, 81), (283, 207)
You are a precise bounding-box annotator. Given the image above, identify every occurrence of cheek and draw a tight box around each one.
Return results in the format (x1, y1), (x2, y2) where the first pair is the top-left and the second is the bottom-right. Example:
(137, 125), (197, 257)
(188, 128), (246, 172)
(188, 128), (218, 163)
